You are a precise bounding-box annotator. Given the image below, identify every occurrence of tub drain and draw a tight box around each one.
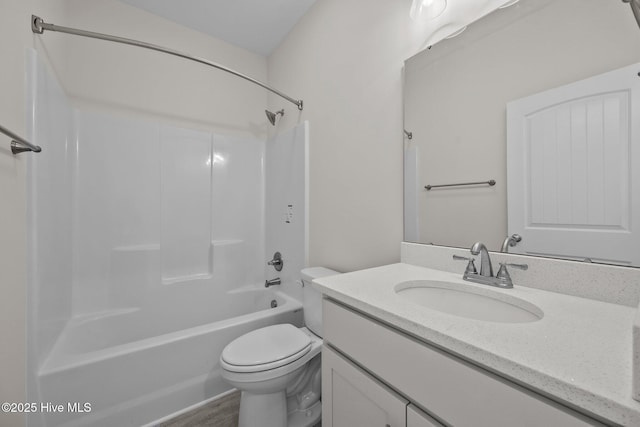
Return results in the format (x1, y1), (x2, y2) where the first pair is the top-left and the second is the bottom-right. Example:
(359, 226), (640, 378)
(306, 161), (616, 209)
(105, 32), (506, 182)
(270, 299), (278, 308)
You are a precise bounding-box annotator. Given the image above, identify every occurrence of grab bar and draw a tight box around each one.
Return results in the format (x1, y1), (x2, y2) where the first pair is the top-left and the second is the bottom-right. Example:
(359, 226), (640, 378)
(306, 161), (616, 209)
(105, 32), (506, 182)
(0, 123), (42, 154)
(425, 179), (495, 191)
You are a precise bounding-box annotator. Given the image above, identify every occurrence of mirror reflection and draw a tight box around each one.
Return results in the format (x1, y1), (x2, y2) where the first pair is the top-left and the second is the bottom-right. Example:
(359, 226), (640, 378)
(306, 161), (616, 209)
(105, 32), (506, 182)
(404, 0), (640, 266)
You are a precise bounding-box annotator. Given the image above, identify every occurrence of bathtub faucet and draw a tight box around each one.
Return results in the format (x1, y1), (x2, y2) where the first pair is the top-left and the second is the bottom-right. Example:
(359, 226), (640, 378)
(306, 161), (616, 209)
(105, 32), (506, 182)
(265, 278), (281, 288)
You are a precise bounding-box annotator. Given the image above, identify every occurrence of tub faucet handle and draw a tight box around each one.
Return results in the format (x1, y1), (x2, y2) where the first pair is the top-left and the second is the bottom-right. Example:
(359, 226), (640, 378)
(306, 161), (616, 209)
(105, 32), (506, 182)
(267, 252), (283, 271)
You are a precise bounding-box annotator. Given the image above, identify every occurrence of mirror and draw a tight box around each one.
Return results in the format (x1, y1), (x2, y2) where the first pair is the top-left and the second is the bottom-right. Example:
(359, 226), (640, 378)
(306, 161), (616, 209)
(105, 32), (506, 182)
(404, 0), (640, 265)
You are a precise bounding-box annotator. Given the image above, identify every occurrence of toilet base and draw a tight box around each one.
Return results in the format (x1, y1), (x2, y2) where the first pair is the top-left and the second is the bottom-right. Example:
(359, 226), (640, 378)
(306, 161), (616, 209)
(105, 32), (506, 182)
(237, 392), (321, 427)
(239, 390), (287, 427)
(288, 399), (321, 427)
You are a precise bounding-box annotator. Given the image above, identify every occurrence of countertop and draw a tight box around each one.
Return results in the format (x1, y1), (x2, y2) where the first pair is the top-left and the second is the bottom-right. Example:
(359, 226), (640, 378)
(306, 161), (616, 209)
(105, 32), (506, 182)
(313, 262), (640, 426)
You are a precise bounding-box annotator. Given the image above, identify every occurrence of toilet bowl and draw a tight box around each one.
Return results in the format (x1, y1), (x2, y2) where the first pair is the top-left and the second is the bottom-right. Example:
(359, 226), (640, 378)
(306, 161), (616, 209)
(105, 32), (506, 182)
(220, 267), (339, 427)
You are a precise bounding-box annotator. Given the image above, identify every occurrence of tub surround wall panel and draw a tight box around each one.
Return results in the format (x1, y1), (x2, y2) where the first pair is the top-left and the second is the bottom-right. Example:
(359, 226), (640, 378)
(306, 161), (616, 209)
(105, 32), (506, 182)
(71, 108), (266, 315)
(73, 110), (160, 313)
(160, 126), (213, 283)
(212, 134), (265, 291)
(26, 49), (75, 370)
(265, 122), (308, 302)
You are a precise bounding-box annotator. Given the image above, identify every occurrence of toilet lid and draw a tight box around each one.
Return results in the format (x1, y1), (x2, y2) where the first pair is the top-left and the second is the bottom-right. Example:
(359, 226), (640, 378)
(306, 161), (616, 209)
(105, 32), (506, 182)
(221, 324), (311, 372)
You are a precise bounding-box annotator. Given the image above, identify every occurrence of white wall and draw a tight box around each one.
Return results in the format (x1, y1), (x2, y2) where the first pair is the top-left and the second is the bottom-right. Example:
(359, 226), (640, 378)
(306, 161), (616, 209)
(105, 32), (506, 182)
(267, 0), (510, 272)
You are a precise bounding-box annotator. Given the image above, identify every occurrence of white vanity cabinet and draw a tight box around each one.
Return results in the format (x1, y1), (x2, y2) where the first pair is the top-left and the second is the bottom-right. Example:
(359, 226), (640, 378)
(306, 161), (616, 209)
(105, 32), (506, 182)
(323, 344), (444, 427)
(322, 299), (607, 427)
(322, 345), (409, 427)
(407, 405), (443, 427)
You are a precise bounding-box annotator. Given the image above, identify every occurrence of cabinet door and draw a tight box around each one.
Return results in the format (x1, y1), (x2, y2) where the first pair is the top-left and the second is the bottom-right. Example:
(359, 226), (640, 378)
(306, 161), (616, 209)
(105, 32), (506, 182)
(407, 405), (444, 427)
(322, 345), (408, 427)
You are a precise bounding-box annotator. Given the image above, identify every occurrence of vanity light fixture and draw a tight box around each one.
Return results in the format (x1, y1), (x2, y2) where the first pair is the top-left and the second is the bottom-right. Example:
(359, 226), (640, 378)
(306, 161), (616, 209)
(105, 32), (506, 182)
(410, 0), (447, 22)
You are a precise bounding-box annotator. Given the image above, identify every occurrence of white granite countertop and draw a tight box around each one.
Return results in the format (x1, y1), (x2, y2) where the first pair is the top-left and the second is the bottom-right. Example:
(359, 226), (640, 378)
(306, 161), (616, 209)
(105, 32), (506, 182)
(313, 262), (640, 426)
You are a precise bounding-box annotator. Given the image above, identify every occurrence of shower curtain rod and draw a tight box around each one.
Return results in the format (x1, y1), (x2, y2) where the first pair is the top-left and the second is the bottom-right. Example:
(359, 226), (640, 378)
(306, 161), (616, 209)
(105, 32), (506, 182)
(31, 15), (304, 111)
(0, 123), (42, 154)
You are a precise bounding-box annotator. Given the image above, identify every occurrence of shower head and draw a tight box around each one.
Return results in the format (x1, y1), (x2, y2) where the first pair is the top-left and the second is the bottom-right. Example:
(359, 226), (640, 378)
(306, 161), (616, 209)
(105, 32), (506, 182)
(265, 109), (285, 125)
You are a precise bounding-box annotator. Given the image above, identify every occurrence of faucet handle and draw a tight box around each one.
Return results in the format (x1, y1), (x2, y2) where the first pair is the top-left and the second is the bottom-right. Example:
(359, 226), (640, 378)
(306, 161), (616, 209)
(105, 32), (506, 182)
(496, 262), (528, 287)
(453, 255), (477, 276)
(502, 262), (528, 270)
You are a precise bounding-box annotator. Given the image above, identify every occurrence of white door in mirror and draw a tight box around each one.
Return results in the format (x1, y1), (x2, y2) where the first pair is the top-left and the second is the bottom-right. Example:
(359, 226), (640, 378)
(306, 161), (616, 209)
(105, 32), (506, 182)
(507, 62), (640, 266)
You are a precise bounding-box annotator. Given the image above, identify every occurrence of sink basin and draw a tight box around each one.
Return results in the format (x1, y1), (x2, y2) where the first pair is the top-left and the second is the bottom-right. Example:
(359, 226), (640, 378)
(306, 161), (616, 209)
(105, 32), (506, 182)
(395, 280), (543, 323)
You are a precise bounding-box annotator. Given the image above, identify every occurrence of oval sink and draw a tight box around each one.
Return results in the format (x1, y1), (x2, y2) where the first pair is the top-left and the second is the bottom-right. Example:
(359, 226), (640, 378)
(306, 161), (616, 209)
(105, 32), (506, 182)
(395, 280), (543, 323)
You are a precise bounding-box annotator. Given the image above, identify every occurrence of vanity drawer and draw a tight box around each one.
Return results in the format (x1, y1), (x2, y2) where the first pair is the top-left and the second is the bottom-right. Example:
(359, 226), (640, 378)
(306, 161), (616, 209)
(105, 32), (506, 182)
(323, 299), (606, 427)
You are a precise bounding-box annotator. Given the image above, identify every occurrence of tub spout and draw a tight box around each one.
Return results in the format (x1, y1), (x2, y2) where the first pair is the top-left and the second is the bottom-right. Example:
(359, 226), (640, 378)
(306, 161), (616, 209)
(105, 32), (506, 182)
(265, 278), (281, 287)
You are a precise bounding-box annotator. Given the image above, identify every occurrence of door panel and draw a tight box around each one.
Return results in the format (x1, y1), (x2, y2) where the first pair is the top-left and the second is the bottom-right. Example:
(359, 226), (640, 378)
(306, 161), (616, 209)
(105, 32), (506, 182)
(507, 63), (640, 265)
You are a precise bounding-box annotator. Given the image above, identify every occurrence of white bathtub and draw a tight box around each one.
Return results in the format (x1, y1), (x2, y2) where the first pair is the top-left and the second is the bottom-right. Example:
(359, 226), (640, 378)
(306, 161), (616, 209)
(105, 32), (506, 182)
(33, 287), (303, 427)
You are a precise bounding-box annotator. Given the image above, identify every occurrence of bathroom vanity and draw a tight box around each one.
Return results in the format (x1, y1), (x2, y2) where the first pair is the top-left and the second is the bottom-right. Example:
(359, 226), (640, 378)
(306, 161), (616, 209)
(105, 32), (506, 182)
(322, 299), (602, 427)
(314, 244), (640, 427)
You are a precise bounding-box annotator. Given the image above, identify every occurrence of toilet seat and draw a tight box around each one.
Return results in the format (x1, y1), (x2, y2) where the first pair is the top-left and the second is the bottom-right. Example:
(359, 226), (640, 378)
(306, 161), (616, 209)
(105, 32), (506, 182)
(221, 324), (312, 373)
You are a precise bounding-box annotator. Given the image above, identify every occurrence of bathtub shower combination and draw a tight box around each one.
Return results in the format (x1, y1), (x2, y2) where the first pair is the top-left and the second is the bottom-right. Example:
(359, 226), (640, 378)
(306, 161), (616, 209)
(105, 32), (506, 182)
(26, 49), (309, 427)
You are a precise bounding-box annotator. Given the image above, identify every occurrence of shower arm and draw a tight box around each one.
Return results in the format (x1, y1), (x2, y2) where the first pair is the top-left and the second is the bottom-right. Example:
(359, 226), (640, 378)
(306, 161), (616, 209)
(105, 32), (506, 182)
(30, 15), (304, 111)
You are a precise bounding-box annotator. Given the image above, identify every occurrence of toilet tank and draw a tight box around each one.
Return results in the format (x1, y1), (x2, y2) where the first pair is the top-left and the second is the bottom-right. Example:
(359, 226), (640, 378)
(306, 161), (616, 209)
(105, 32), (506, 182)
(301, 267), (340, 338)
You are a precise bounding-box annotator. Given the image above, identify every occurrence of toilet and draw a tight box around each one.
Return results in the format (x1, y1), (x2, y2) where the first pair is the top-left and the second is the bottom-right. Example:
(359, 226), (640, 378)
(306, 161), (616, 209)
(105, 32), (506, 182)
(220, 267), (339, 427)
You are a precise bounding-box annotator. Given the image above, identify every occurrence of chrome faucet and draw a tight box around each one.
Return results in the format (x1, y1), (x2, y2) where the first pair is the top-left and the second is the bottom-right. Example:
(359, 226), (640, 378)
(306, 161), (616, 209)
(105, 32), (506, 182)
(471, 242), (493, 277)
(265, 278), (281, 288)
(452, 242), (528, 289)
